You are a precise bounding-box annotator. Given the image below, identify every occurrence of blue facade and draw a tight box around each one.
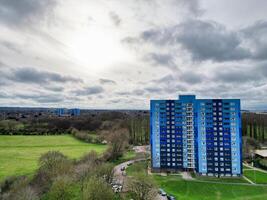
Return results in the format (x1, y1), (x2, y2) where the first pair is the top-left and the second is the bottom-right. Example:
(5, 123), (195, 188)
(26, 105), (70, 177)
(150, 95), (242, 177)
(55, 108), (80, 117)
(70, 108), (81, 116)
(55, 108), (65, 117)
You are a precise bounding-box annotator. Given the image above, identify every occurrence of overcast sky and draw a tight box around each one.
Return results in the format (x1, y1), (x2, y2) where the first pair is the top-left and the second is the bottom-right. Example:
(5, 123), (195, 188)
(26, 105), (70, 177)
(0, 0), (267, 110)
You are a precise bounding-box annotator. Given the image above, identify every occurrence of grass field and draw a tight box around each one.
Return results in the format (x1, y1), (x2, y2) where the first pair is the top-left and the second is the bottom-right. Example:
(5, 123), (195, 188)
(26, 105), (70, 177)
(154, 175), (267, 200)
(192, 174), (249, 183)
(0, 135), (107, 181)
(243, 170), (267, 184)
(127, 161), (147, 176)
(127, 161), (267, 200)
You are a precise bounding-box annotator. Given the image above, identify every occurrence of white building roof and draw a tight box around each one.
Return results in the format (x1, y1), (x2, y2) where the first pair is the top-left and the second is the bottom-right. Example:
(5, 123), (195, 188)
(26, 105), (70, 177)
(255, 150), (267, 158)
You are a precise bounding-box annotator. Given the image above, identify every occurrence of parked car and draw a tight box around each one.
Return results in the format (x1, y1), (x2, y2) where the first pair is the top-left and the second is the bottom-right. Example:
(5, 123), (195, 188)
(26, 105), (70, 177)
(120, 166), (126, 171)
(158, 188), (167, 196)
(112, 184), (123, 193)
(167, 195), (176, 200)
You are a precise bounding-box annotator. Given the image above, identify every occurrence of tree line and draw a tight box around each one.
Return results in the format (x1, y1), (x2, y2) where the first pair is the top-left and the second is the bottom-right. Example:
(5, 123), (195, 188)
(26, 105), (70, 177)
(242, 112), (267, 143)
(0, 111), (151, 145)
(126, 115), (150, 145)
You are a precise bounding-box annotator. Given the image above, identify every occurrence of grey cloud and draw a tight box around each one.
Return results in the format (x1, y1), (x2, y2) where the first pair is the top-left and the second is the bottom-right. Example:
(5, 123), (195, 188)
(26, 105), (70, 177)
(152, 74), (175, 84)
(213, 62), (267, 84)
(144, 87), (163, 93)
(165, 84), (187, 93)
(175, 20), (251, 62)
(116, 91), (131, 96)
(141, 20), (251, 62)
(258, 62), (267, 77)
(242, 20), (267, 60)
(1, 41), (22, 54)
(0, 80), (7, 87)
(0, 92), (10, 99)
(180, 71), (203, 84)
(152, 73), (201, 85)
(109, 11), (121, 26)
(73, 86), (104, 96)
(121, 37), (140, 45)
(132, 89), (145, 95)
(135, 0), (203, 17)
(214, 69), (258, 83)
(8, 67), (82, 84)
(99, 78), (116, 85)
(178, 0), (203, 16)
(145, 53), (176, 69)
(116, 89), (144, 96)
(44, 85), (64, 92)
(147, 74), (188, 94)
(16, 93), (62, 103)
(0, 0), (57, 26)
(109, 99), (121, 104)
(0, 61), (6, 67)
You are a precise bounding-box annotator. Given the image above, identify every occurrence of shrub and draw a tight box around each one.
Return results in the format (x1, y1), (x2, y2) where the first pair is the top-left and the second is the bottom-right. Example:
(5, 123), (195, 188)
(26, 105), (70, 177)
(8, 186), (38, 200)
(0, 176), (21, 194)
(127, 174), (157, 200)
(103, 128), (129, 161)
(73, 131), (93, 143)
(0, 176), (38, 200)
(94, 163), (114, 184)
(43, 176), (76, 200)
(258, 159), (267, 170)
(74, 151), (99, 181)
(82, 176), (115, 200)
(38, 151), (72, 176)
(32, 151), (73, 193)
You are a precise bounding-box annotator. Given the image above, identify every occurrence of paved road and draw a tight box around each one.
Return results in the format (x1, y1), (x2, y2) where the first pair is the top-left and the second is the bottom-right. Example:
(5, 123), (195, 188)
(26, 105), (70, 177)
(113, 158), (167, 199)
(113, 158), (145, 191)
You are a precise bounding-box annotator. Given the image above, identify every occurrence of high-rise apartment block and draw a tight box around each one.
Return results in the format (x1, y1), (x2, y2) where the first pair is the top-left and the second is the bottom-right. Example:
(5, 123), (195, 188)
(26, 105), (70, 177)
(150, 95), (242, 177)
(55, 108), (80, 117)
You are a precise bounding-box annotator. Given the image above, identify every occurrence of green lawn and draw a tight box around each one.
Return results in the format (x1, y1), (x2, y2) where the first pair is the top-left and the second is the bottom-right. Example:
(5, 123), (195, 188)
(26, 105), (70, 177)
(192, 174), (249, 183)
(112, 150), (137, 165)
(127, 161), (147, 176)
(0, 135), (107, 181)
(243, 170), (267, 184)
(154, 175), (267, 200)
(127, 161), (267, 200)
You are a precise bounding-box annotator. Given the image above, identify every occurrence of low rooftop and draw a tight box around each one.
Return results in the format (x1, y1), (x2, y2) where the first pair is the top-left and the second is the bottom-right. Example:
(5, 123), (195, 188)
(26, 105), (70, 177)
(255, 150), (267, 158)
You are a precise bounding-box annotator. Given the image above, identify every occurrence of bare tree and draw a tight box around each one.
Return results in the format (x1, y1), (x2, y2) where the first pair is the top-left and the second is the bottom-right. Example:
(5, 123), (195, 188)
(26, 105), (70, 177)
(104, 128), (129, 161)
(127, 174), (157, 200)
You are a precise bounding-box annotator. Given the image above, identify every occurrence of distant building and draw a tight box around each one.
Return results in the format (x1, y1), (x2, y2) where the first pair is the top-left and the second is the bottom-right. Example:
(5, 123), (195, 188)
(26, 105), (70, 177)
(55, 108), (80, 117)
(150, 95), (242, 177)
(70, 108), (81, 116)
(55, 108), (66, 117)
